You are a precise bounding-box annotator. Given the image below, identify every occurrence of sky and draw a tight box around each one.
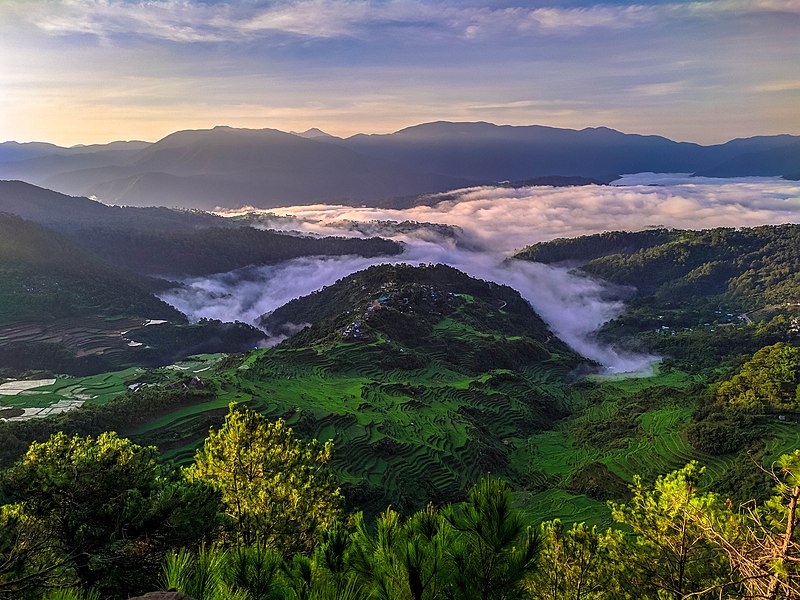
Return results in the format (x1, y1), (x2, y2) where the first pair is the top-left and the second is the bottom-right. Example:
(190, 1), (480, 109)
(0, 0), (799, 146)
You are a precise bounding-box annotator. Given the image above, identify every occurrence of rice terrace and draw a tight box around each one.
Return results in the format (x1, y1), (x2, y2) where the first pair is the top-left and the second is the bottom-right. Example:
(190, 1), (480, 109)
(0, 1), (799, 597)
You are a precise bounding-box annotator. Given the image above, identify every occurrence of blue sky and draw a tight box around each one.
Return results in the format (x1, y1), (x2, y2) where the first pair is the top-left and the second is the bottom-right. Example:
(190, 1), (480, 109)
(0, 0), (798, 145)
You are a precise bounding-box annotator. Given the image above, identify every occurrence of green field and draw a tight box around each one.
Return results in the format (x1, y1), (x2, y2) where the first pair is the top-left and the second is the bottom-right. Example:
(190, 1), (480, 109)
(0, 354), (227, 420)
(126, 335), (576, 512)
(3, 260), (798, 526)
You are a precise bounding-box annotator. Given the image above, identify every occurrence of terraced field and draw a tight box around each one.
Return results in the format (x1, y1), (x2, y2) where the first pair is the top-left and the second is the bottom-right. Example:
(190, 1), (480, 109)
(6, 340), (798, 524)
(0, 354), (226, 421)
(0, 316), (154, 359)
(123, 339), (799, 524)
(4, 260), (796, 526)
(125, 315), (580, 513)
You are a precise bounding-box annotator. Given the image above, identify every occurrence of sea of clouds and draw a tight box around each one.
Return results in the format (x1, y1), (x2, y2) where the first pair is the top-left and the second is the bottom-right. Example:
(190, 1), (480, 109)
(160, 174), (800, 373)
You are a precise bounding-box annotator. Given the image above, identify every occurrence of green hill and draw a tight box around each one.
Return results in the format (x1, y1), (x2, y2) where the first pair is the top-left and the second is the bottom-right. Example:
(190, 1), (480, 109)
(261, 263), (566, 371)
(71, 226), (403, 276)
(0, 181), (403, 277)
(0, 213), (181, 325)
(0, 214), (269, 375)
(516, 224), (800, 371)
(516, 225), (800, 307)
(122, 264), (585, 513)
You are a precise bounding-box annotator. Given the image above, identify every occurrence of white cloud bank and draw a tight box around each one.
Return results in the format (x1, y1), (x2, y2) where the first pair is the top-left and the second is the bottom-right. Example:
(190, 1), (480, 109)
(161, 241), (656, 373)
(225, 174), (800, 254)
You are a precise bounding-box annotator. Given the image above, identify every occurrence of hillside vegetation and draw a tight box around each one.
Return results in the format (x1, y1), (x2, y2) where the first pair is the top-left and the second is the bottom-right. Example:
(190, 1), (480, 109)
(150, 265), (582, 513)
(0, 181), (404, 276)
(70, 226), (402, 276)
(517, 225), (800, 372)
(0, 213), (180, 325)
(517, 224), (800, 307)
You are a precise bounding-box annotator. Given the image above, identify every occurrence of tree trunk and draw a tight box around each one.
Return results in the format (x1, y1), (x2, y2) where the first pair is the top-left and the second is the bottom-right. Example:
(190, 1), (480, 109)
(767, 485), (800, 599)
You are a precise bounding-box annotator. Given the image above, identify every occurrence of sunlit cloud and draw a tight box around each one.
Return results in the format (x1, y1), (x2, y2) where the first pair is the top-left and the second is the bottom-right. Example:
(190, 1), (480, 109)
(630, 81), (689, 97)
(222, 175), (800, 254)
(751, 79), (800, 93)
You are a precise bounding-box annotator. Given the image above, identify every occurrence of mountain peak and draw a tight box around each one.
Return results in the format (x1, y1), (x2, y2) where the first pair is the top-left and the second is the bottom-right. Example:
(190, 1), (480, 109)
(290, 127), (334, 139)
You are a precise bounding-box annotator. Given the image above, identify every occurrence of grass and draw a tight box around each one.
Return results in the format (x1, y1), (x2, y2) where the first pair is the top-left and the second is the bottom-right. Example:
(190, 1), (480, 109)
(7, 293), (796, 524)
(118, 314), (580, 514)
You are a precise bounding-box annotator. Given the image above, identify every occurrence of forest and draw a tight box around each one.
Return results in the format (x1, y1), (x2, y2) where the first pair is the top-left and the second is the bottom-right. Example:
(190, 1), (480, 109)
(1, 211), (798, 599)
(3, 403), (800, 600)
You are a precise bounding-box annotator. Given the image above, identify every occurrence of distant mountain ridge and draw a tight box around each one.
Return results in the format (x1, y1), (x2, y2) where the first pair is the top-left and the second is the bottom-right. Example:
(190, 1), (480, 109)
(0, 181), (403, 277)
(1, 122), (798, 209)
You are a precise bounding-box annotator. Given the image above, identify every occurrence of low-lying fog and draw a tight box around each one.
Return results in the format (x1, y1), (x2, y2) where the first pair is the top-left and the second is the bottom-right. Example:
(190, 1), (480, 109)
(160, 175), (800, 373)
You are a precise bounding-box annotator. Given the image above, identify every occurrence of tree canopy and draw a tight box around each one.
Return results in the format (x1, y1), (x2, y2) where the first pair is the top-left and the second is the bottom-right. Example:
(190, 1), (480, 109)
(716, 342), (800, 409)
(186, 404), (343, 554)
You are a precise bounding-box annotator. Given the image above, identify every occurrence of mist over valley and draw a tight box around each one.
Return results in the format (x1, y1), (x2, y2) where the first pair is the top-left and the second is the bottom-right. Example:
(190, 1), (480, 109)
(1, 0), (799, 592)
(161, 174), (799, 373)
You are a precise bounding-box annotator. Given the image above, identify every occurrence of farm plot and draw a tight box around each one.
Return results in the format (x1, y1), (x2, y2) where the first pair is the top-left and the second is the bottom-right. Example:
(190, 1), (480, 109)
(0, 354), (226, 421)
(125, 330), (577, 516)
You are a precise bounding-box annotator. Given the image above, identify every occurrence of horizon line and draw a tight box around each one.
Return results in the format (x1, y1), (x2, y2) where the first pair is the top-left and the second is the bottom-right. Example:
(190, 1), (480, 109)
(4, 119), (800, 149)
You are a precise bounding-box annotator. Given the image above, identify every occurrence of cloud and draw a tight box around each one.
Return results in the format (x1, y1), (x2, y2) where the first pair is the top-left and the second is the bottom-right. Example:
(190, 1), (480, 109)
(7, 0), (800, 44)
(231, 175), (800, 254)
(523, 4), (658, 31)
(630, 81), (689, 97)
(166, 175), (799, 373)
(751, 79), (800, 93)
(160, 254), (385, 325)
(160, 240), (657, 373)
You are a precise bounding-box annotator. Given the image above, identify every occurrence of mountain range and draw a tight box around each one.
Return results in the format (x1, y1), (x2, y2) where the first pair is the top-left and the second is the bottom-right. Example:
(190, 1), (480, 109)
(1, 121), (798, 209)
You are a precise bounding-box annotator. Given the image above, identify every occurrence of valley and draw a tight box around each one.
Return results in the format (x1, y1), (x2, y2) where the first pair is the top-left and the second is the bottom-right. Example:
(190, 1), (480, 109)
(1, 216), (798, 526)
(0, 171), (797, 598)
(2, 2), (799, 595)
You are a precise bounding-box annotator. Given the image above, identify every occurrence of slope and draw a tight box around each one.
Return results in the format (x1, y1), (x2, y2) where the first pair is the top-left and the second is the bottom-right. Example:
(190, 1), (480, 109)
(128, 264), (585, 513)
(697, 141), (800, 177)
(0, 213), (180, 326)
(517, 225), (800, 306)
(0, 180), (222, 231)
(0, 214), (270, 375)
(0, 181), (403, 276)
(71, 227), (403, 277)
(516, 224), (800, 371)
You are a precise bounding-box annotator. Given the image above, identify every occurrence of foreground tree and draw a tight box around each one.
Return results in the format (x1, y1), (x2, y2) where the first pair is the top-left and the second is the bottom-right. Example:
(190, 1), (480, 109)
(689, 450), (800, 598)
(445, 477), (539, 600)
(609, 462), (729, 599)
(528, 520), (619, 600)
(187, 403), (343, 554)
(348, 504), (453, 600)
(1, 431), (221, 597)
(0, 503), (65, 598)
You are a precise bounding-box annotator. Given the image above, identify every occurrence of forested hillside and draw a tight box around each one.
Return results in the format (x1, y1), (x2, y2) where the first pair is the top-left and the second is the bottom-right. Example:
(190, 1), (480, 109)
(0, 181), (404, 276)
(69, 227), (402, 276)
(0, 213), (180, 325)
(517, 225), (800, 307)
